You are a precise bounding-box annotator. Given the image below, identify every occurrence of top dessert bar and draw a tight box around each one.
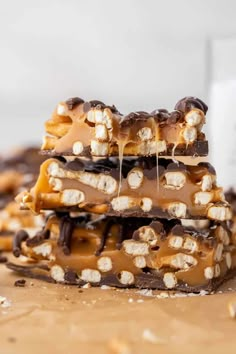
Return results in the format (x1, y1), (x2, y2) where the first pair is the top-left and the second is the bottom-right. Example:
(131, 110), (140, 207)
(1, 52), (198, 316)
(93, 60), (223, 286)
(41, 96), (208, 157)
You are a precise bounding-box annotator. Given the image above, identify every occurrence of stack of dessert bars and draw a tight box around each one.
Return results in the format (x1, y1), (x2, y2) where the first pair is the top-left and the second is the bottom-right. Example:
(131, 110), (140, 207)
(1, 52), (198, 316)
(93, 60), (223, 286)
(8, 96), (236, 292)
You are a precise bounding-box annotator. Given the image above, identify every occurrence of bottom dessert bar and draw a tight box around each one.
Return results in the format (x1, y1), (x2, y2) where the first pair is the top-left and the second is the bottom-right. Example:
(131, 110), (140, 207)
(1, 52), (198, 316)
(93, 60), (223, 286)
(8, 213), (236, 292)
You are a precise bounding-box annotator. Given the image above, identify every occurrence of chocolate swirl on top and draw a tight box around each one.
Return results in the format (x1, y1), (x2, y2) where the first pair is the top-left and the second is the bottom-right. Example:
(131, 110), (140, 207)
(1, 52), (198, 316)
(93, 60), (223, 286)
(174, 97), (208, 114)
(120, 111), (153, 128)
(83, 100), (119, 114)
(121, 109), (184, 127)
(151, 109), (184, 124)
(65, 97), (85, 110)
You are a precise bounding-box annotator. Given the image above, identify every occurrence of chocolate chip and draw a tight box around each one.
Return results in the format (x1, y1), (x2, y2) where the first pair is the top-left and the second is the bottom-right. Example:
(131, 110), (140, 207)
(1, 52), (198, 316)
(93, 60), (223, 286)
(26, 229), (50, 247)
(83, 100), (119, 114)
(174, 97), (208, 114)
(14, 279), (26, 287)
(65, 159), (85, 171)
(65, 97), (84, 110)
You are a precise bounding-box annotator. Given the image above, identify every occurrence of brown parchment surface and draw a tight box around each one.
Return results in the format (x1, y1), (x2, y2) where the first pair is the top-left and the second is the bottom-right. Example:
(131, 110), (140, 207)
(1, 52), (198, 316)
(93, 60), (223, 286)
(0, 257), (236, 354)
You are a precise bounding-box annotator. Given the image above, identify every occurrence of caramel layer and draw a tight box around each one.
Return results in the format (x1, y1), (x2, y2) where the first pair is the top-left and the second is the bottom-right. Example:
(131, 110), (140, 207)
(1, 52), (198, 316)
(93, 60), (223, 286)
(41, 96), (208, 157)
(11, 213), (236, 291)
(18, 157), (232, 221)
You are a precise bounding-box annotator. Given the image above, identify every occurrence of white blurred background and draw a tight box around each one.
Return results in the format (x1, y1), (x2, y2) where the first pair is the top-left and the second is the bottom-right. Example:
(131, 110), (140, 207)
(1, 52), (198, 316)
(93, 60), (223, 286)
(0, 0), (236, 186)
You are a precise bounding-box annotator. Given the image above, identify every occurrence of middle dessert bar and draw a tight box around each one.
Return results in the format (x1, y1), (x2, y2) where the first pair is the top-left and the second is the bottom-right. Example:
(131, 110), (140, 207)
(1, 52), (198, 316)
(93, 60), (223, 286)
(18, 157), (232, 221)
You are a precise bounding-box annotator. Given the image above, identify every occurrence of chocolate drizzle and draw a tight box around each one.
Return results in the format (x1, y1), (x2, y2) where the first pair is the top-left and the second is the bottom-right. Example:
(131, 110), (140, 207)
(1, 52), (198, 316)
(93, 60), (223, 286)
(13, 230), (29, 257)
(26, 229), (50, 247)
(120, 111), (153, 128)
(95, 218), (116, 256)
(95, 217), (148, 255)
(64, 156), (211, 181)
(58, 215), (75, 255)
(83, 100), (119, 114)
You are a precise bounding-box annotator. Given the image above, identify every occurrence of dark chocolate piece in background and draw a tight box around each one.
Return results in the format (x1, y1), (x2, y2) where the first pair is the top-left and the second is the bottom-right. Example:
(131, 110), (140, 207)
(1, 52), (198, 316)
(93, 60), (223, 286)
(174, 96), (208, 114)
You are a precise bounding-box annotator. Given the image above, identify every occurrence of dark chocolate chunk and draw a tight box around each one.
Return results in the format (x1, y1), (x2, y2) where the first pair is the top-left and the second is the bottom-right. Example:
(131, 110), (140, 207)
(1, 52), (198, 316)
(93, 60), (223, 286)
(65, 97), (84, 110)
(14, 279), (26, 287)
(13, 230), (29, 257)
(0, 255), (8, 263)
(83, 100), (119, 114)
(64, 270), (78, 283)
(171, 224), (185, 236)
(174, 97), (208, 114)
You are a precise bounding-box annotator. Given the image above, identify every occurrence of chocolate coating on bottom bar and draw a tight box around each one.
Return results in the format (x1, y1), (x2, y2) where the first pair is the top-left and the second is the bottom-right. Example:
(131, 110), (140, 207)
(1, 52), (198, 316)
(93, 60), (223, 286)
(6, 262), (236, 293)
(7, 262), (56, 284)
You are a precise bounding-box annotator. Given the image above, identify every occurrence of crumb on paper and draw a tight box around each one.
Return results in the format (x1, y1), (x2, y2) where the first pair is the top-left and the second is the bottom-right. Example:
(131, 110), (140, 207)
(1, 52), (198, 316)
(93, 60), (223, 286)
(128, 298), (134, 303)
(137, 299), (144, 303)
(199, 290), (209, 296)
(136, 289), (153, 297)
(0, 296), (11, 308)
(157, 292), (169, 299)
(108, 337), (132, 354)
(142, 328), (165, 344)
(101, 285), (114, 290)
(228, 301), (236, 319)
(82, 283), (91, 289)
